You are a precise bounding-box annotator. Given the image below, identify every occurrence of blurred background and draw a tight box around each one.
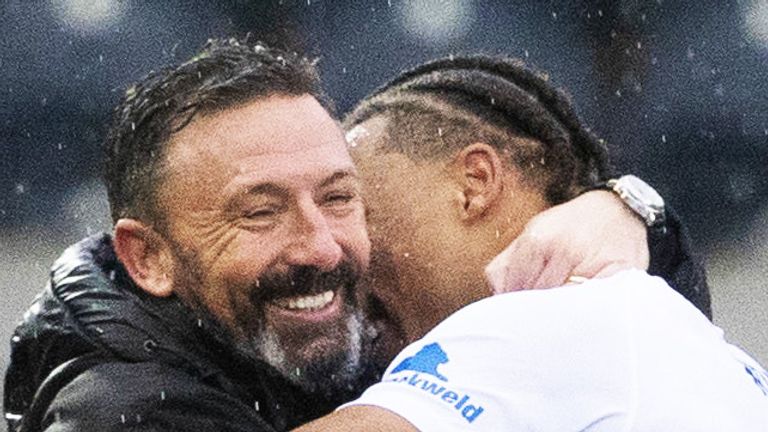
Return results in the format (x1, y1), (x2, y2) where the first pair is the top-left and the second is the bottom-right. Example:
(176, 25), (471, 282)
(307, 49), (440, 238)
(1, 0), (767, 419)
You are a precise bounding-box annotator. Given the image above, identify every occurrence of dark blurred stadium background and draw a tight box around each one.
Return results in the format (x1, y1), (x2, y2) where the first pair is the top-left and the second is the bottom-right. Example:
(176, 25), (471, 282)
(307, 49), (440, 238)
(2, 0), (767, 417)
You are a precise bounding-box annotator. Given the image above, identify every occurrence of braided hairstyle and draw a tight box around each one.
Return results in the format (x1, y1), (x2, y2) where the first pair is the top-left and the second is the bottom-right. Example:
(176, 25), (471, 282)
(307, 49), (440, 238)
(344, 55), (614, 205)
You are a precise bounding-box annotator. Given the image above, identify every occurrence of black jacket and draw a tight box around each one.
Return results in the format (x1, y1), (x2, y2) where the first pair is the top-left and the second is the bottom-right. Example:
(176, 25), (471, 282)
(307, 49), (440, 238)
(4, 210), (710, 432)
(3, 234), (358, 432)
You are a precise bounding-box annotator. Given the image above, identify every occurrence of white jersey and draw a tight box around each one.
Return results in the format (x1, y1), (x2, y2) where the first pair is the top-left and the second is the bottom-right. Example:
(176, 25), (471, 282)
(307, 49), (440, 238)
(344, 270), (768, 431)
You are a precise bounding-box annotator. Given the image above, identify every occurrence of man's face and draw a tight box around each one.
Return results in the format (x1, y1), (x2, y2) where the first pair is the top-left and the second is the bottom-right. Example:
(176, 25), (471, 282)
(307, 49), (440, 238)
(347, 117), (548, 351)
(346, 119), (490, 345)
(158, 95), (372, 393)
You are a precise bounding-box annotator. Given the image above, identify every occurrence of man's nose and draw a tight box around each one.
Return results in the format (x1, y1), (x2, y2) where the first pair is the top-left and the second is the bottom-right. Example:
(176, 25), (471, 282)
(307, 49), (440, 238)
(284, 203), (343, 271)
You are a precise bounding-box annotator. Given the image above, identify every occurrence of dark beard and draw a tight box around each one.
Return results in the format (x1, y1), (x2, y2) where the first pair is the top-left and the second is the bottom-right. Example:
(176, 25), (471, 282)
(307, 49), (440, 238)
(168, 243), (377, 397)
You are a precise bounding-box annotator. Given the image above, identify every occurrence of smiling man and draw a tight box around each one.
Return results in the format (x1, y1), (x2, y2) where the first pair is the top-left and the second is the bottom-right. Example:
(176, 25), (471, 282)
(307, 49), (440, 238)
(5, 40), (380, 432)
(115, 94), (371, 394)
(5, 40), (709, 432)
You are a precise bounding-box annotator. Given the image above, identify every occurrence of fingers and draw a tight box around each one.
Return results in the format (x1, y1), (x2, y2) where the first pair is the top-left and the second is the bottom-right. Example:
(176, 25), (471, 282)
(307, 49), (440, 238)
(485, 233), (547, 294)
(530, 247), (578, 289)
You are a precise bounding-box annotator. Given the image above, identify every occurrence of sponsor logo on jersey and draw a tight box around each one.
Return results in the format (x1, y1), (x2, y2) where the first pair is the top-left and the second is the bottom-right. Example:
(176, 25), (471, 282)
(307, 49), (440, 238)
(387, 342), (485, 423)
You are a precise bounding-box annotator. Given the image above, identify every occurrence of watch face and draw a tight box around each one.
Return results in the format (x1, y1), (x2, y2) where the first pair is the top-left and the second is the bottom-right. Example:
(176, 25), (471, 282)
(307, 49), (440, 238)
(621, 175), (664, 209)
(613, 175), (665, 226)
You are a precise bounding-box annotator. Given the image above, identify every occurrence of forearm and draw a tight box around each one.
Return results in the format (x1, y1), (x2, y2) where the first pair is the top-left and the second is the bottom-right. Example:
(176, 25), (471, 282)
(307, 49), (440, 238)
(293, 406), (416, 432)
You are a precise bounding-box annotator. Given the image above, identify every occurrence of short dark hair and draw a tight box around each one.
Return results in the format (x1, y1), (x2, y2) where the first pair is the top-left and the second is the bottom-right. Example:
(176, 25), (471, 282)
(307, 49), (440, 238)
(104, 37), (328, 225)
(344, 55), (613, 204)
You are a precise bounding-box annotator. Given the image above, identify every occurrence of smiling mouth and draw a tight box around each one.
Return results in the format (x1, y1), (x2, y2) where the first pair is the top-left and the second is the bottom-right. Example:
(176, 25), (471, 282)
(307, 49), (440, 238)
(271, 290), (336, 311)
(264, 286), (346, 325)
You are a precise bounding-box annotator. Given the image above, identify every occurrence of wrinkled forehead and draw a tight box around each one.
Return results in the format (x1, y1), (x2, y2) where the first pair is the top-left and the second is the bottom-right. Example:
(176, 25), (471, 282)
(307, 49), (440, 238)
(163, 95), (357, 197)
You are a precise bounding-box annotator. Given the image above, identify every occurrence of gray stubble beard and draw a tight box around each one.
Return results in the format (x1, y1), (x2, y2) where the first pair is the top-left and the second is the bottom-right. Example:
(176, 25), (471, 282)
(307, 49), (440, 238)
(243, 307), (371, 395)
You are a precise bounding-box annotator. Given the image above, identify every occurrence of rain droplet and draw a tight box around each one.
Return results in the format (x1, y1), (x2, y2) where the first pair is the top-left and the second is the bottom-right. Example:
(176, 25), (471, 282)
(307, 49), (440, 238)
(661, 134), (667, 143)
(296, 368), (301, 376)
(11, 335), (20, 343)
(161, 391), (166, 401)
(597, 9), (603, 17)
(197, 319), (203, 328)
(551, 11), (557, 19)
(615, 89), (622, 97)
(403, 252), (410, 258)
(131, 122), (136, 131)
(136, 414), (142, 423)
(15, 184), (25, 194)
(57, 142), (63, 150)
(342, 67), (347, 74)
(490, 97), (495, 105)
(99, 54), (103, 63)
(255, 401), (260, 411)
(121, 414), (126, 424)
(524, 49), (529, 58)
(437, 127), (443, 137)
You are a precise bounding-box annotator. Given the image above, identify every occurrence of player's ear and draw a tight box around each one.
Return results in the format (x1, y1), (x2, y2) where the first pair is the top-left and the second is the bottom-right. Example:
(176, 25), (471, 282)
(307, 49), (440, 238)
(113, 218), (175, 297)
(452, 143), (505, 222)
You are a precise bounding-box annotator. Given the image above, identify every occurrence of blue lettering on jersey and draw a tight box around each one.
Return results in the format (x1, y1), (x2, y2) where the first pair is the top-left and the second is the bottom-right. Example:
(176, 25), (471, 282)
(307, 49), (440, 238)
(387, 343), (485, 423)
(744, 364), (768, 396)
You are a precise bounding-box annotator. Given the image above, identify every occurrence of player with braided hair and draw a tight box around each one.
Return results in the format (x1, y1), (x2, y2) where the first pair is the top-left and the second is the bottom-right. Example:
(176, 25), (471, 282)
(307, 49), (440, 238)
(346, 53), (709, 310)
(346, 54), (611, 205)
(296, 55), (767, 431)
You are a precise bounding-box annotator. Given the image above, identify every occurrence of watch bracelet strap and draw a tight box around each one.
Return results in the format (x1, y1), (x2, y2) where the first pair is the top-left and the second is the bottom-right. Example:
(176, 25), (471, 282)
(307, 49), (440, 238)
(579, 179), (668, 233)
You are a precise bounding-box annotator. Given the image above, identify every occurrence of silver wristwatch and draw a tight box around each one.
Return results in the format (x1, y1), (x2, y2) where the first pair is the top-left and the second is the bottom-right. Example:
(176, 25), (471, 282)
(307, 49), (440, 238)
(604, 175), (666, 227)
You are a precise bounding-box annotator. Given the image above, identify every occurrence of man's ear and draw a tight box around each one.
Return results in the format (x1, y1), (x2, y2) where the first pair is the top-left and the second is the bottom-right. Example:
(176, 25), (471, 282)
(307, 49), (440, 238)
(113, 218), (175, 297)
(453, 143), (505, 222)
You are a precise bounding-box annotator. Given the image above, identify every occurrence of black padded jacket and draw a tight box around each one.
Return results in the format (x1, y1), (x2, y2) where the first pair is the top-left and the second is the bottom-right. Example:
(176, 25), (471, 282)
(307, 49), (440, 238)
(3, 234), (360, 432)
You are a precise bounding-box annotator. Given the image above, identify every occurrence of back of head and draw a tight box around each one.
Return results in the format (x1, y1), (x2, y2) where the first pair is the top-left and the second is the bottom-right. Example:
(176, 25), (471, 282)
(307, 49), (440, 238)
(104, 37), (328, 227)
(344, 55), (613, 204)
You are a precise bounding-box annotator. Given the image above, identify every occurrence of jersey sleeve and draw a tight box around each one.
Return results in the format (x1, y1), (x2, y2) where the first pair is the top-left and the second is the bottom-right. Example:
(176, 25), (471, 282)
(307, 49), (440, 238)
(343, 273), (646, 431)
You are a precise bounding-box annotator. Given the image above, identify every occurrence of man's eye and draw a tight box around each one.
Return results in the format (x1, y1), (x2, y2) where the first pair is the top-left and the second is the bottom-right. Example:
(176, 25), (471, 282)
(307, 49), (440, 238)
(245, 208), (277, 219)
(324, 193), (354, 206)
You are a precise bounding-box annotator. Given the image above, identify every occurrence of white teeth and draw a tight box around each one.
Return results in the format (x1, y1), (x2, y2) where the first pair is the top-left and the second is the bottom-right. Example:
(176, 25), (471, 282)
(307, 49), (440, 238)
(273, 290), (335, 311)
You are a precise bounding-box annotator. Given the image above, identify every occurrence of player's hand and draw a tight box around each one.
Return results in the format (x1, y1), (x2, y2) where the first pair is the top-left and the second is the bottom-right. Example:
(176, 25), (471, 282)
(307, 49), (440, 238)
(485, 190), (649, 294)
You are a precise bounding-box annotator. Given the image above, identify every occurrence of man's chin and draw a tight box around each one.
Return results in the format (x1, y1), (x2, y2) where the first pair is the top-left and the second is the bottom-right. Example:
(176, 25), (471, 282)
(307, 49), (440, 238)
(254, 305), (368, 395)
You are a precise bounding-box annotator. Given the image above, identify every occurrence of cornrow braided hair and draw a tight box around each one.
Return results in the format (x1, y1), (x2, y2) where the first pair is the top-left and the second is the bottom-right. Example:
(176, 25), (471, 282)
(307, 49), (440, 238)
(345, 55), (615, 205)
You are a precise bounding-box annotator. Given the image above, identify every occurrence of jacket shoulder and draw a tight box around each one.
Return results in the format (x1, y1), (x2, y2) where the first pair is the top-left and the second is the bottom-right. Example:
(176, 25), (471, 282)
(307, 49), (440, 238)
(43, 361), (275, 432)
